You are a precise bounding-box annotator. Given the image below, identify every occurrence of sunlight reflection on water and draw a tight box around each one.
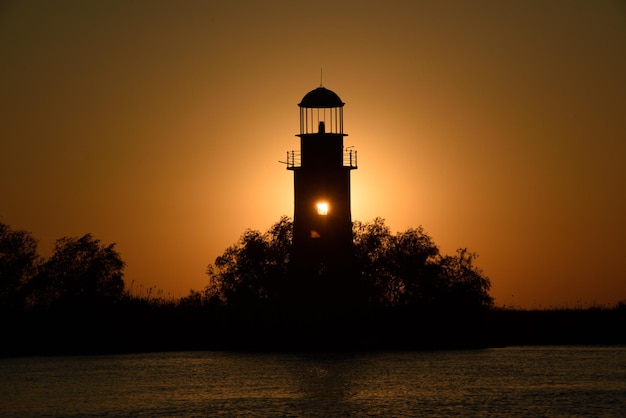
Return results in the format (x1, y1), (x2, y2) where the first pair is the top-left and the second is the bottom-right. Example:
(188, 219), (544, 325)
(1, 346), (625, 417)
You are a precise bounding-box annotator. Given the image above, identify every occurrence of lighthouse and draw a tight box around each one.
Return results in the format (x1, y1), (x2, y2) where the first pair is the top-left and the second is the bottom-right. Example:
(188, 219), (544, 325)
(286, 86), (357, 280)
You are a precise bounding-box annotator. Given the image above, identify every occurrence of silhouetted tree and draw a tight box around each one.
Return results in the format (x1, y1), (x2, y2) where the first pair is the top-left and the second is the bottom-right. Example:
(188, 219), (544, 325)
(438, 248), (493, 311)
(0, 222), (39, 310)
(28, 234), (125, 308)
(353, 219), (443, 307)
(205, 216), (292, 307)
(205, 216), (493, 314)
(388, 227), (443, 307)
(352, 217), (397, 305)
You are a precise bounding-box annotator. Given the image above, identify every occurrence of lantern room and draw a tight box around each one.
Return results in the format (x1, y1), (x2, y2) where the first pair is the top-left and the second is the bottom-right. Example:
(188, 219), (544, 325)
(298, 87), (345, 135)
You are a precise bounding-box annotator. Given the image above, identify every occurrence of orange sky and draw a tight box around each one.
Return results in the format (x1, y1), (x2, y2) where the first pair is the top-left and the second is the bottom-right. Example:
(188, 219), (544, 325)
(1, 1), (625, 308)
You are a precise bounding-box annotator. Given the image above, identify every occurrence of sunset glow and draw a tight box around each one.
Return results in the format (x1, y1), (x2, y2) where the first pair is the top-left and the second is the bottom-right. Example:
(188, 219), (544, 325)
(1, 1), (624, 308)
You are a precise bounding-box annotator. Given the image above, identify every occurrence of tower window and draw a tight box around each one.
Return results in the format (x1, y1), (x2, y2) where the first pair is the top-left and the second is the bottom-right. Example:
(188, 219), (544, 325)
(316, 202), (329, 215)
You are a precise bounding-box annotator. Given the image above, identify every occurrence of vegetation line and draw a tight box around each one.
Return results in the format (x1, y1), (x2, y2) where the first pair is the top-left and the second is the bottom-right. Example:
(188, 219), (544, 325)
(1, 218), (624, 356)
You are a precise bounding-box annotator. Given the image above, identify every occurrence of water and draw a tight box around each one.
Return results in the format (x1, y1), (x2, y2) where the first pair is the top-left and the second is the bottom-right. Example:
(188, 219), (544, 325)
(1, 346), (625, 417)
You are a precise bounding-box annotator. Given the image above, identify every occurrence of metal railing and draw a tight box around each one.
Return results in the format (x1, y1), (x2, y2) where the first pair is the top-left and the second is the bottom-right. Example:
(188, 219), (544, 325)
(285, 149), (357, 169)
(286, 150), (301, 168)
(343, 149), (358, 169)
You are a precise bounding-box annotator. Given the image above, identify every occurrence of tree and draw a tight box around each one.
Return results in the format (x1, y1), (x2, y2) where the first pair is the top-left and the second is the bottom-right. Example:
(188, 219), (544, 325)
(205, 216), (292, 306)
(438, 248), (493, 311)
(31, 234), (125, 307)
(353, 217), (398, 305)
(352, 218), (493, 312)
(353, 219), (443, 307)
(205, 216), (493, 314)
(0, 221), (39, 310)
(388, 227), (442, 307)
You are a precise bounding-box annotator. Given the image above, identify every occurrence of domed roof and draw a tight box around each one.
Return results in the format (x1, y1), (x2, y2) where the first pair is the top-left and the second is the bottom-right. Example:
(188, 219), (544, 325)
(299, 87), (344, 108)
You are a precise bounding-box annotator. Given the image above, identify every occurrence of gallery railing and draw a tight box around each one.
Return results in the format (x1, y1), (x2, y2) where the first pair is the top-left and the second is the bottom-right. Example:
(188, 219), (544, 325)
(284, 149), (357, 169)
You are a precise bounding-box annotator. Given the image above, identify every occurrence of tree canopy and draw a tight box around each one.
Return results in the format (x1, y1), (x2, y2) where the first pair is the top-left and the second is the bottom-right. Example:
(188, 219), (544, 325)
(1, 221), (126, 311)
(0, 222), (39, 309)
(203, 216), (493, 313)
(31, 234), (126, 307)
(204, 216), (292, 306)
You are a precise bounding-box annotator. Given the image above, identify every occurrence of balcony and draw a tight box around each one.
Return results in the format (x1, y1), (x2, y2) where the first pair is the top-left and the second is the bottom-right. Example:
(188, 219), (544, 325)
(284, 149), (357, 169)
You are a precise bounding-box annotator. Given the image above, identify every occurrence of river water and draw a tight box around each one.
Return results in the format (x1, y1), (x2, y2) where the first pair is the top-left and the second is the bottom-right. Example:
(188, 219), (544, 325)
(1, 346), (625, 417)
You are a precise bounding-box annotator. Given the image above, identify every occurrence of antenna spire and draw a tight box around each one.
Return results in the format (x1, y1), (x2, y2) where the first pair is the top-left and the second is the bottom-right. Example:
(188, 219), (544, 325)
(320, 67), (323, 87)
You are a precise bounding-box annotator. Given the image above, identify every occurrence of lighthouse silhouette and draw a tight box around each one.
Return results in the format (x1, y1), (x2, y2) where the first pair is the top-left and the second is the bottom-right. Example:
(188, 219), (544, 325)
(286, 85), (357, 298)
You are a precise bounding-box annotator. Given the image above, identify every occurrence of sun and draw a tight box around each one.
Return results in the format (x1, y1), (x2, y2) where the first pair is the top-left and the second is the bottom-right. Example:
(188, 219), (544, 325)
(316, 202), (329, 215)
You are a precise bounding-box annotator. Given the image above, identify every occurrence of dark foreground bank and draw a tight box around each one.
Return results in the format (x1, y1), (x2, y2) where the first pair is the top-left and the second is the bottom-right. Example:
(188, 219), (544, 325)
(2, 302), (625, 356)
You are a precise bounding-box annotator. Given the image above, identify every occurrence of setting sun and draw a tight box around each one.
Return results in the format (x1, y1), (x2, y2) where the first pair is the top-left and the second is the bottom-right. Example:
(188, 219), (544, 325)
(316, 202), (329, 216)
